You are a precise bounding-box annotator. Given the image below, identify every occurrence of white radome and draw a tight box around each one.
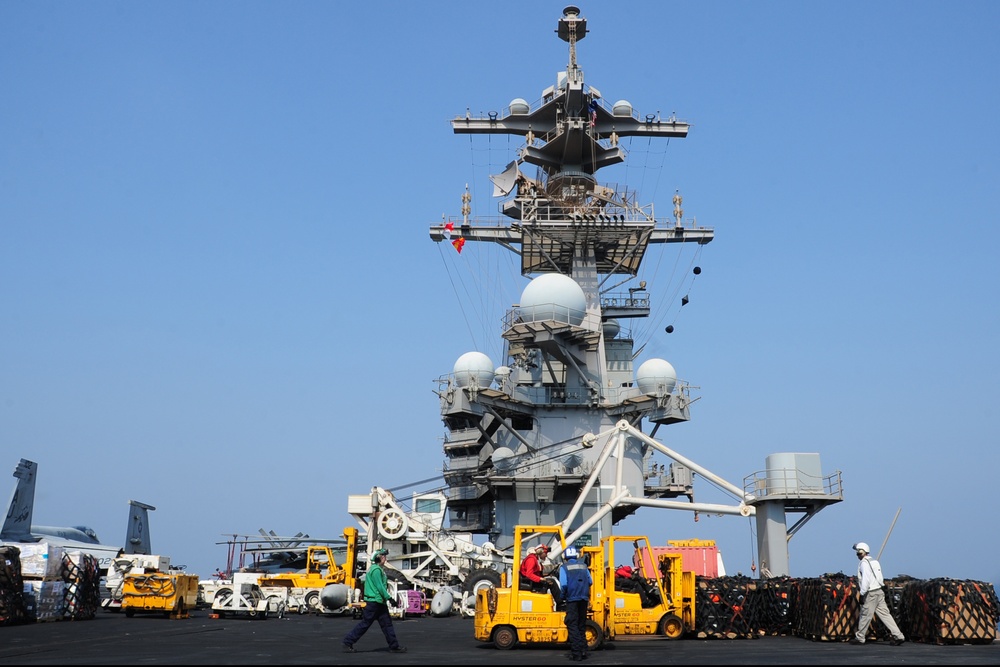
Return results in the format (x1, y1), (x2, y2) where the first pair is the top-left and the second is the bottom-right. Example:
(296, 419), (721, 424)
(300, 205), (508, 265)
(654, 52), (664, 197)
(612, 100), (633, 117)
(453, 351), (495, 388)
(519, 273), (586, 325)
(636, 358), (678, 396)
(509, 98), (529, 114)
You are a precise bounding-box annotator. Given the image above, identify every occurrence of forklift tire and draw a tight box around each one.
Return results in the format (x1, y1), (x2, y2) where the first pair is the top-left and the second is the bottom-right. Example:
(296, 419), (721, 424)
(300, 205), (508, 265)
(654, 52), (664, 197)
(463, 568), (502, 595)
(493, 624), (518, 650)
(585, 619), (604, 650)
(658, 613), (684, 639)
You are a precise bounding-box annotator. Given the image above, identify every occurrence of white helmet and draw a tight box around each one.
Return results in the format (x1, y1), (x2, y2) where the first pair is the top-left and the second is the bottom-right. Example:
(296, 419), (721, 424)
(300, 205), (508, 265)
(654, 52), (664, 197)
(853, 542), (870, 554)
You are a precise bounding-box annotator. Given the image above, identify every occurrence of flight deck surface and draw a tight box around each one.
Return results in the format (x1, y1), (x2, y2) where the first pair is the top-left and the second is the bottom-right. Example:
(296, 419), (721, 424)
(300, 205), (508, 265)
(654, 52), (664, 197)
(1, 612), (996, 665)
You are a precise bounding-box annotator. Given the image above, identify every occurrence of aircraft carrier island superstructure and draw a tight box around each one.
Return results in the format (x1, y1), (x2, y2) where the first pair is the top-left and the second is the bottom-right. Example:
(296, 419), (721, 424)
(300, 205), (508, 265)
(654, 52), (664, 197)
(428, 6), (842, 577)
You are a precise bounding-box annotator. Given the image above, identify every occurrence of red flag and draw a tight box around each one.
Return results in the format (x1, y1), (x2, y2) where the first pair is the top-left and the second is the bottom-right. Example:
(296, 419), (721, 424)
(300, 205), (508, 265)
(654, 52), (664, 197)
(443, 221), (455, 240)
(452, 237), (465, 253)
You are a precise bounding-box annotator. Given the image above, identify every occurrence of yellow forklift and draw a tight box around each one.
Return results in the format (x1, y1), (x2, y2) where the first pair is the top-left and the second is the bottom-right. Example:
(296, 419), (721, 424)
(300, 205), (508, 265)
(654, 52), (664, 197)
(595, 535), (695, 640)
(474, 527), (696, 650)
(473, 524), (606, 651)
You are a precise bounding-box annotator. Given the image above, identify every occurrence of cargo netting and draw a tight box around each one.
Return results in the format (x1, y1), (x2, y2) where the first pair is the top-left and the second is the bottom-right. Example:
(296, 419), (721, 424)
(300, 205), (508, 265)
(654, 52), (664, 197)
(0, 546), (102, 624)
(62, 551), (102, 620)
(0, 546), (29, 626)
(693, 573), (998, 644)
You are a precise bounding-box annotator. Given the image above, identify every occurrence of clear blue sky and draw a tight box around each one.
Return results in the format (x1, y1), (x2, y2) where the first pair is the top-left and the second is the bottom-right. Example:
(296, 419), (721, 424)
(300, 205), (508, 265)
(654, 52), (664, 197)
(2, 1), (998, 586)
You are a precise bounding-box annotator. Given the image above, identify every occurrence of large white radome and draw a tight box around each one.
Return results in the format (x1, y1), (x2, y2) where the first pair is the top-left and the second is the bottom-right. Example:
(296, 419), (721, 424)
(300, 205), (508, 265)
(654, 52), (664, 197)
(636, 358), (678, 396)
(519, 274), (586, 325)
(453, 351), (495, 388)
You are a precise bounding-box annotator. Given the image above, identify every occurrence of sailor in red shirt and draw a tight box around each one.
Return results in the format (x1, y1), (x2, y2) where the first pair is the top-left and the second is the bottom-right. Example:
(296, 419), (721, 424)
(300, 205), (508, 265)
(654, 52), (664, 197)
(519, 544), (560, 599)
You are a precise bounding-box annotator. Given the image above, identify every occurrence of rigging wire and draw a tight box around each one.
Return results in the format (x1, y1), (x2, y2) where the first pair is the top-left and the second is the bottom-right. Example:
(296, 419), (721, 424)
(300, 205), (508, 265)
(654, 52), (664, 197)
(436, 242), (483, 351)
(615, 133), (701, 348)
(444, 132), (528, 365)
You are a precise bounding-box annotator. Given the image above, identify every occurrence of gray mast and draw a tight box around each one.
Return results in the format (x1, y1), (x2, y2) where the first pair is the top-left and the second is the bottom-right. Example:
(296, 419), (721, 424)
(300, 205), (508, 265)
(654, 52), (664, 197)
(429, 5), (843, 577)
(429, 6), (712, 552)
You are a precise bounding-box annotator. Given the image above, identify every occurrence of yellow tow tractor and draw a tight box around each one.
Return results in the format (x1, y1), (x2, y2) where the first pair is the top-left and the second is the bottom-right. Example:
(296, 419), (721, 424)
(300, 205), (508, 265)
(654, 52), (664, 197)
(257, 527), (360, 613)
(595, 535), (695, 640)
(122, 571), (200, 619)
(474, 524), (605, 651)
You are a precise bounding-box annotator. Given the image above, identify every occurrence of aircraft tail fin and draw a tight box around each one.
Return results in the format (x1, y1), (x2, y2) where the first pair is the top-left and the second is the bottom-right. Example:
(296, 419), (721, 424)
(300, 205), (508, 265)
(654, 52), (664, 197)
(123, 500), (156, 555)
(1, 459), (38, 541)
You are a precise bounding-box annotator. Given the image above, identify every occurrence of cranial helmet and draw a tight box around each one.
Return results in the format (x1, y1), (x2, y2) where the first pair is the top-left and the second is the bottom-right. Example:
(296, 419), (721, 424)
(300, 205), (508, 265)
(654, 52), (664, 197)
(853, 542), (870, 554)
(564, 546), (579, 559)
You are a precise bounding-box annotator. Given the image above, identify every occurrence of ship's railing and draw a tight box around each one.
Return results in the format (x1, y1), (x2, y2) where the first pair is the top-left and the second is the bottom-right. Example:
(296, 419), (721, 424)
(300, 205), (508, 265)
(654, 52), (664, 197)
(439, 208), (698, 230)
(502, 303), (587, 330)
(743, 468), (844, 499)
(440, 370), (691, 408)
(518, 202), (635, 223)
(600, 293), (650, 310)
(479, 84), (672, 132)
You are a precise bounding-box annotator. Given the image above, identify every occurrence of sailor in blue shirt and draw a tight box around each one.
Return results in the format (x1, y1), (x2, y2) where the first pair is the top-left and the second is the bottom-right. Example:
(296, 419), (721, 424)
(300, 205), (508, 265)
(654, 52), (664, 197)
(558, 546), (593, 661)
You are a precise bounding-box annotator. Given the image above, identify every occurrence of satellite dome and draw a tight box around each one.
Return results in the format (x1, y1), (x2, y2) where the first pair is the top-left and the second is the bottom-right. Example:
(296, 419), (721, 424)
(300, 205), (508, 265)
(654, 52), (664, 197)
(519, 274), (586, 325)
(636, 358), (677, 396)
(509, 98), (529, 114)
(612, 100), (633, 117)
(602, 318), (620, 339)
(453, 351), (495, 388)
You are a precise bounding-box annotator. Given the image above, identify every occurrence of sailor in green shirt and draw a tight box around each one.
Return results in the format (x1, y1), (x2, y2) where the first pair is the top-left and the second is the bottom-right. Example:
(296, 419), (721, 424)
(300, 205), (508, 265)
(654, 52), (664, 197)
(342, 548), (407, 653)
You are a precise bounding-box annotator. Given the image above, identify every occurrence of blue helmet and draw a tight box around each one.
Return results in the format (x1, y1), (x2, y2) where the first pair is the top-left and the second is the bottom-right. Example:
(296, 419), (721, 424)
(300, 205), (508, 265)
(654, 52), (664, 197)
(564, 546), (579, 559)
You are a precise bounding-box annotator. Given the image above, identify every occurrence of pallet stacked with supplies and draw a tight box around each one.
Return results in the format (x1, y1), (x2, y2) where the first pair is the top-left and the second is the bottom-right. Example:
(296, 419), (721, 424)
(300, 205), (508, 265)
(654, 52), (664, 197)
(0, 546), (30, 625)
(792, 574), (857, 641)
(750, 576), (796, 636)
(17, 543), (101, 622)
(693, 575), (758, 639)
(903, 578), (999, 645)
(61, 551), (101, 620)
(19, 542), (67, 622)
